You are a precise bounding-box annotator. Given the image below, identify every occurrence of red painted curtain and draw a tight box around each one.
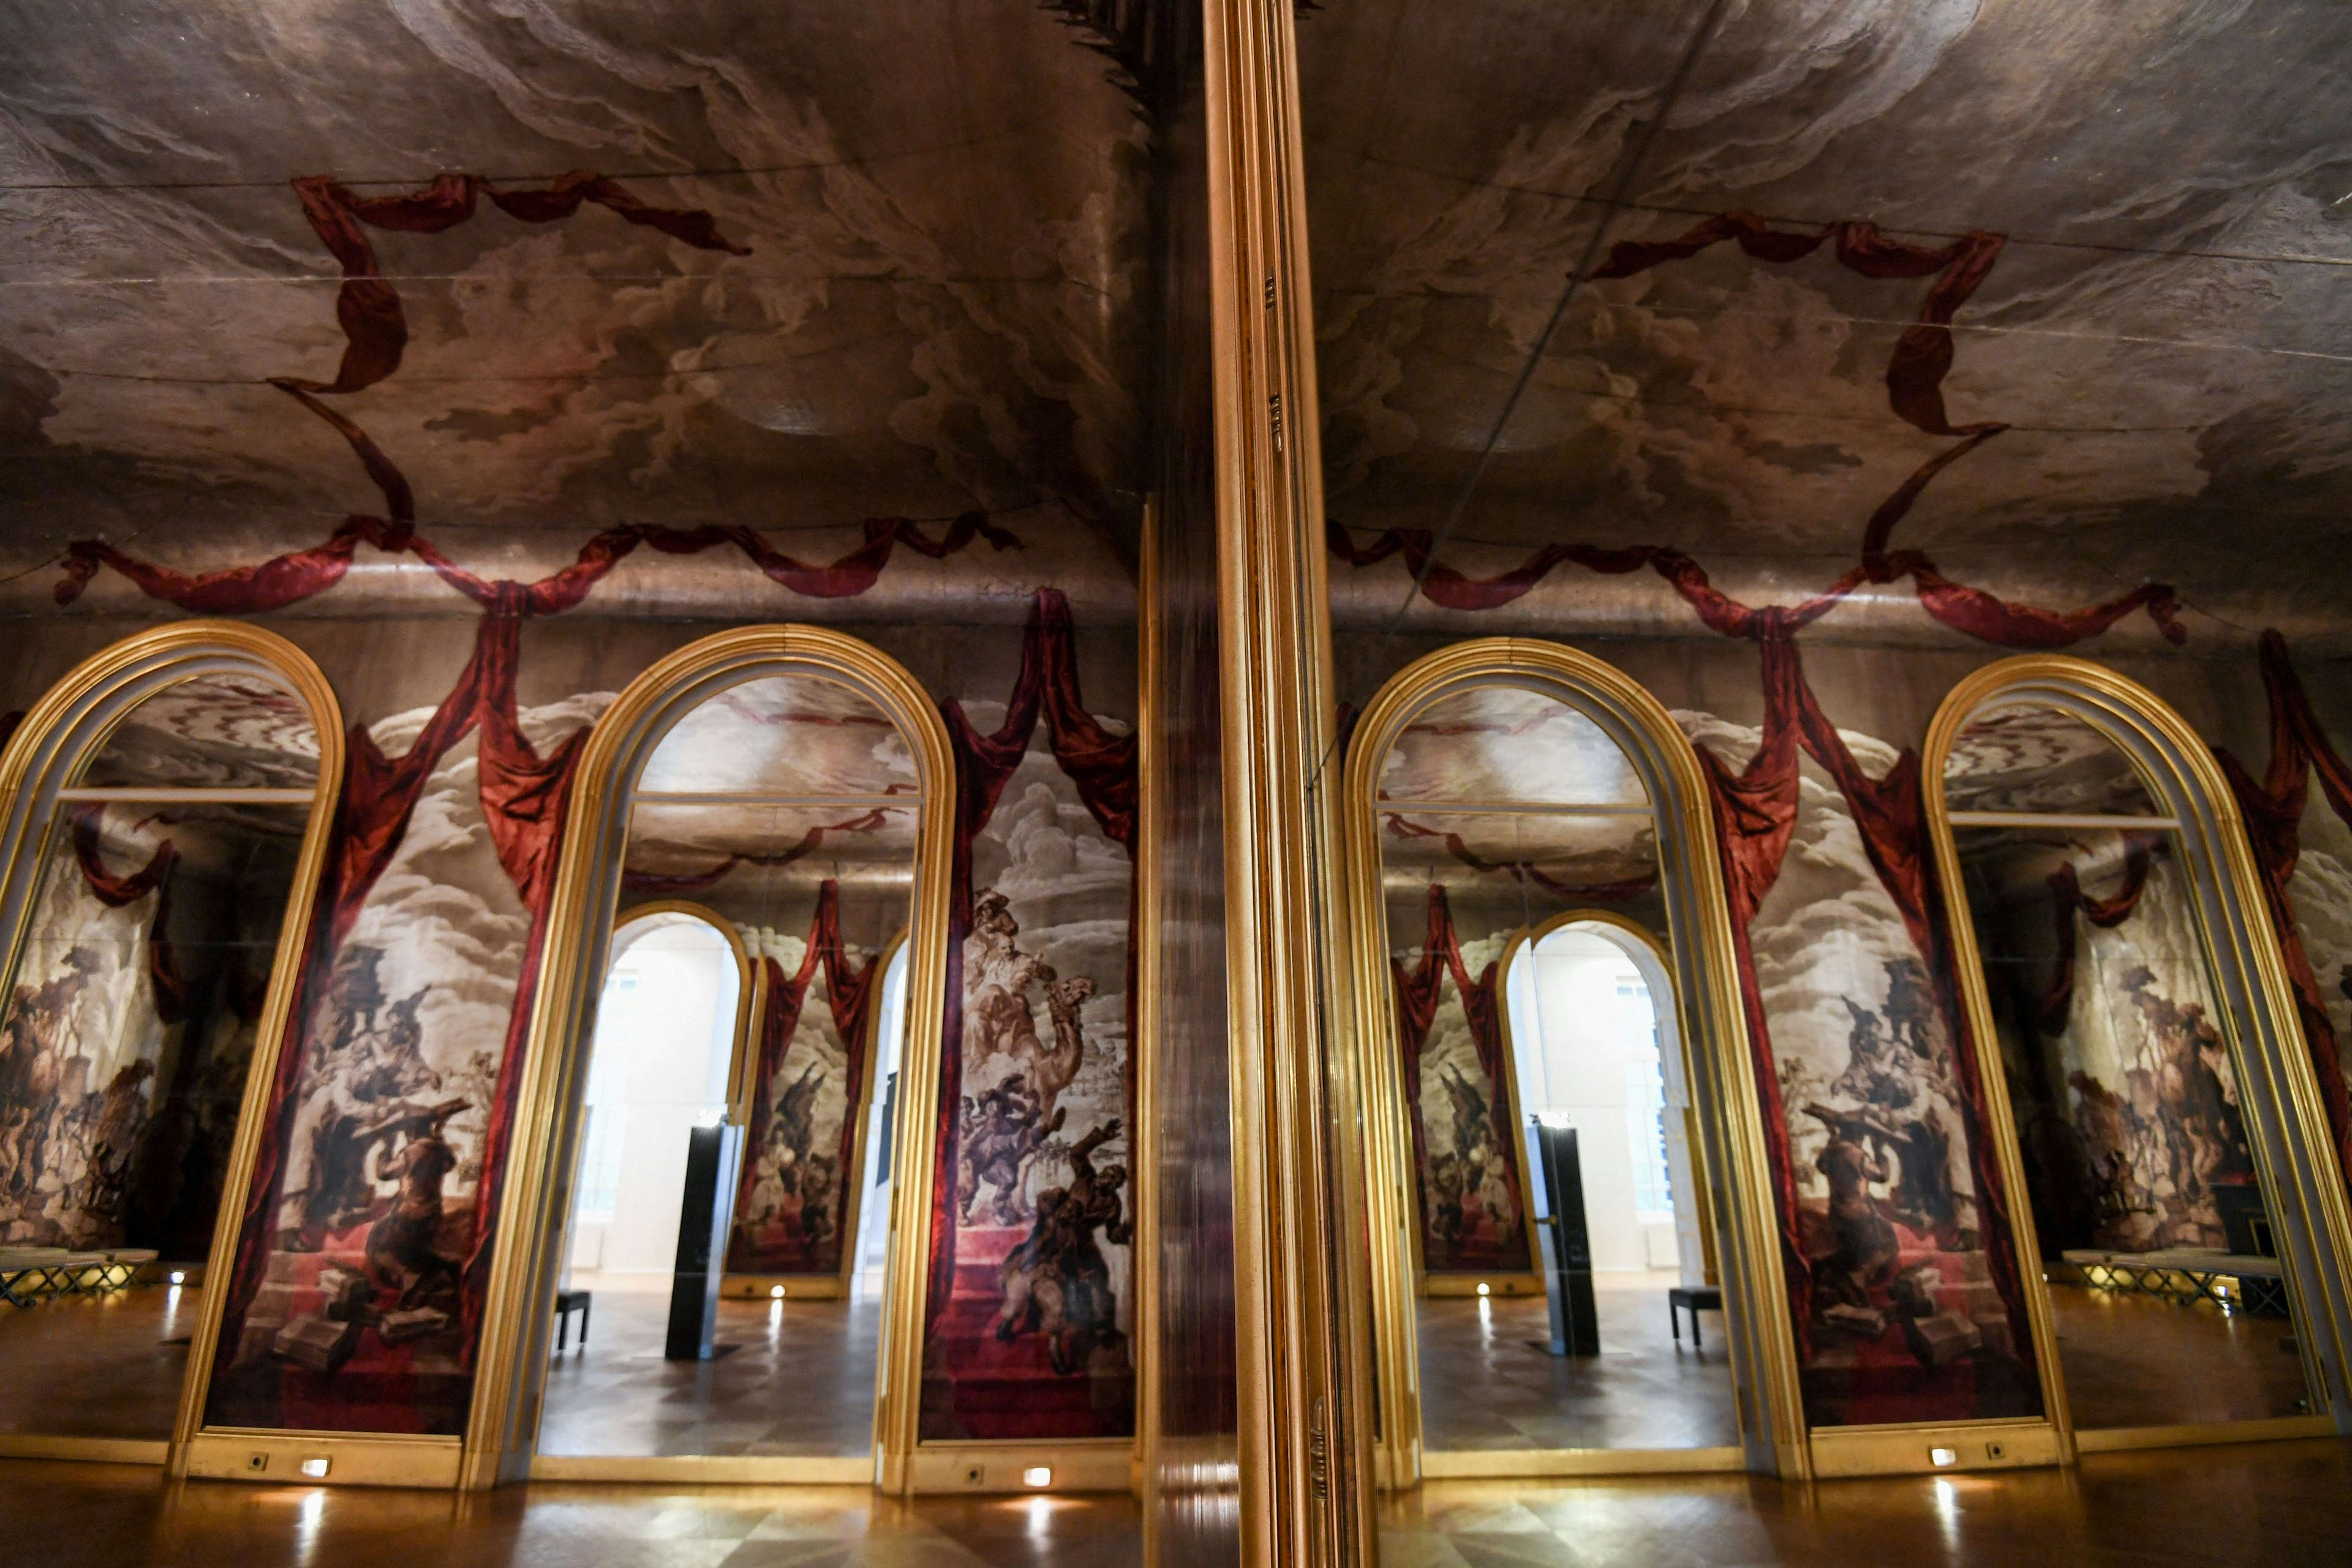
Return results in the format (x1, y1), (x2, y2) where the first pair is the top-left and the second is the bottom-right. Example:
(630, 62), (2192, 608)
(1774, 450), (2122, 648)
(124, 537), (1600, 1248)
(2034, 837), (2158, 1035)
(2215, 631), (2352, 1182)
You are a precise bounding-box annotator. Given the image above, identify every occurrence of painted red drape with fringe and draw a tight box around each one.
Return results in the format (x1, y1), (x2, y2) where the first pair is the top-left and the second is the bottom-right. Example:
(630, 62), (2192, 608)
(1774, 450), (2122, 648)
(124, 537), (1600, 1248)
(723, 880), (881, 1277)
(921, 589), (1140, 1358)
(284, 170), (748, 398)
(2215, 631), (2352, 1184)
(1771, 631), (2039, 1395)
(1390, 883), (1532, 1273)
(727, 943), (823, 1272)
(2034, 837), (2158, 1035)
(67, 805), (190, 1023)
(213, 603), (595, 1388)
(1389, 887), (1452, 1253)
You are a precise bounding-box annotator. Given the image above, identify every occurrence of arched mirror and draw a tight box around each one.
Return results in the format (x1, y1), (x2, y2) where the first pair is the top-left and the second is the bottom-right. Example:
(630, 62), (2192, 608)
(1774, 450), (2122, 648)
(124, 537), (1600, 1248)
(0, 625), (341, 1465)
(474, 628), (949, 1490)
(1928, 657), (2352, 1453)
(1343, 641), (1803, 1486)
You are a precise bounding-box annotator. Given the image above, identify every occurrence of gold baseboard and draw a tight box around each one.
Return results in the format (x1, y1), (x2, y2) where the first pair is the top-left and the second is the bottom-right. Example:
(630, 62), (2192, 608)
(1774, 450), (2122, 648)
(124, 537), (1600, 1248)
(718, 1275), (846, 1300)
(529, 1453), (873, 1484)
(1421, 1446), (1745, 1479)
(182, 1430), (462, 1488)
(0, 1434), (167, 1466)
(906, 1440), (1135, 1494)
(1808, 1419), (2061, 1478)
(1418, 1273), (1544, 1299)
(2074, 1414), (2336, 1453)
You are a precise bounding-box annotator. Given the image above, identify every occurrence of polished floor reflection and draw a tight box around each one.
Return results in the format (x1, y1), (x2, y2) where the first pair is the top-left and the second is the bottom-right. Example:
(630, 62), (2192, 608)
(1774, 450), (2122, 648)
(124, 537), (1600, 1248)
(2048, 1282), (2310, 1429)
(0, 1281), (196, 1439)
(539, 1272), (880, 1458)
(1415, 1272), (1738, 1452)
(4, 1463), (1142, 1567)
(1381, 1439), (2352, 1567)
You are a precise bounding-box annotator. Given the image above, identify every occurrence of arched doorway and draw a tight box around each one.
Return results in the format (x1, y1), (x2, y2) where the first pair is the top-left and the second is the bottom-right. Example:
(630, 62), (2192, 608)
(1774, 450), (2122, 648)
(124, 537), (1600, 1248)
(1340, 639), (1803, 1486)
(467, 627), (952, 1490)
(1926, 655), (2352, 1457)
(0, 623), (342, 1474)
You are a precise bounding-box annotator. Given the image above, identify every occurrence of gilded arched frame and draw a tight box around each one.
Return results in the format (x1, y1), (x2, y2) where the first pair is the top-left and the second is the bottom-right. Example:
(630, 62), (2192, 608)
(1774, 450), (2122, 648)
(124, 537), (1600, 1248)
(462, 627), (954, 1491)
(1340, 638), (1804, 1485)
(0, 622), (345, 1471)
(1923, 655), (2352, 1452)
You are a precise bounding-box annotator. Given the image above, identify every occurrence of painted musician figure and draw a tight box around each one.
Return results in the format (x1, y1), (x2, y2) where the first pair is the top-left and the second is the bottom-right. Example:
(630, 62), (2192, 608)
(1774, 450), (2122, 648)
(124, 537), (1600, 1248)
(994, 1117), (1131, 1376)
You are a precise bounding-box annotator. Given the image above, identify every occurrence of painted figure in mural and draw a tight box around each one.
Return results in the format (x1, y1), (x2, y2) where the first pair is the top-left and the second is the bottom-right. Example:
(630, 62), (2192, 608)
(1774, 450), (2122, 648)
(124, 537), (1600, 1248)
(0, 944), (104, 1229)
(1039, 974), (1095, 1120)
(2059, 966), (2253, 1250)
(772, 1061), (824, 1191)
(361, 1096), (467, 1311)
(71, 1057), (157, 1242)
(994, 1117), (1131, 1376)
(276, 946), (453, 1251)
(1830, 996), (1964, 1242)
(964, 889), (1067, 1106)
(2122, 967), (2250, 1207)
(1806, 1104), (1901, 1312)
(1434, 1066), (1515, 1253)
(959, 1074), (1061, 1224)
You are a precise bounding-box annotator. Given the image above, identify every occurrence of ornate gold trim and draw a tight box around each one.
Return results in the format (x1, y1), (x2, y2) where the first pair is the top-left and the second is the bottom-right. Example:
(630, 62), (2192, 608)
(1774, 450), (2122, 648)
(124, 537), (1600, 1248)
(1205, 0), (1365, 1558)
(183, 1429), (461, 1488)
(1421, 1444), (1746, 1479)
(1134, 497), (1166, 1564)
(1339, 639), (1808, 1487)
(529, 1453), (872, 1484)
(1921, 654), (2352, 1453)
(459, 627), (954, 1493)
(0, 622), (345, 1476)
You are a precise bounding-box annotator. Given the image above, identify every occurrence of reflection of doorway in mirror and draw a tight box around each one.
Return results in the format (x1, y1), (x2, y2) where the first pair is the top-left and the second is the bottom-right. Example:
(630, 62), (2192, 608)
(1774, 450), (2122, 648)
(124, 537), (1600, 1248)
(1504, 925), (1705, 1288)
(1409, 916), (1739, 1459)
(540, 913), (752, 1461)
(562, 917), (740, 1282)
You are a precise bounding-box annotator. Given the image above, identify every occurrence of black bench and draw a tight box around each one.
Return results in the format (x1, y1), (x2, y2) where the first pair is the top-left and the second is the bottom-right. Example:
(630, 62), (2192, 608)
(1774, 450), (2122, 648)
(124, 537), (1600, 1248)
(1668, 1284), (1722, 1349)
(554, 1287), (592, 1351)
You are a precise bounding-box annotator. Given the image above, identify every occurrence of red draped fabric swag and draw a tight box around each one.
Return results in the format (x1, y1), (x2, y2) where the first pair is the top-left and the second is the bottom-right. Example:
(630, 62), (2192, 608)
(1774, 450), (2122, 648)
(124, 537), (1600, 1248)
(2034, 837), (2158, 1035)
(923, 589), (1139, 1353)
(1389, 883), (1532, 1273)
(2215, 632), (2352, 1184)
(726, 880), (880, 1264)
(66, 804), (192, 1023)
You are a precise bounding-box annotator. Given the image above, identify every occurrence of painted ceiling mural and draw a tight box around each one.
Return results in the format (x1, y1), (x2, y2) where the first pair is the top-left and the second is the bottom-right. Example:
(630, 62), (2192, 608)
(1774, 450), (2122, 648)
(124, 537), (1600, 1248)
(1302, 0), (2352, 644)
(0, 0), (1151, 619)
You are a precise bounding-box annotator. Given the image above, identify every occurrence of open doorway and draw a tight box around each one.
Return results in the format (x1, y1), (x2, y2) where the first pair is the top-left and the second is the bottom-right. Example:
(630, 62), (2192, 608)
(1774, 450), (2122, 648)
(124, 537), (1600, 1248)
(1409, 915), (1738, 1457)
(538, 909), (751, 1460)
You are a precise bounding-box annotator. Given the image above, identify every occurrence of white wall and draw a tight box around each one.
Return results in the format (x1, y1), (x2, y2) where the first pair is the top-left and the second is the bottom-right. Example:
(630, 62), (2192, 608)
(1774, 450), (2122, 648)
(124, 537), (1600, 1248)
(850, 942), (911, 1296)
(567, 918), (739, 1276)
(1505, 927), (1681, 1274)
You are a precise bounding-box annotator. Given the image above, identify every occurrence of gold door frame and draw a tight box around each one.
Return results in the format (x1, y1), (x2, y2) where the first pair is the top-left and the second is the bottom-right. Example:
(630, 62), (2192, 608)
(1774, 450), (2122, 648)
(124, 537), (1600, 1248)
(461, 626), (954, 1492)
(0, 623), (345, 1476)
(1922, 655), (2352, 1459)
(1340, 638), (1806, 1488)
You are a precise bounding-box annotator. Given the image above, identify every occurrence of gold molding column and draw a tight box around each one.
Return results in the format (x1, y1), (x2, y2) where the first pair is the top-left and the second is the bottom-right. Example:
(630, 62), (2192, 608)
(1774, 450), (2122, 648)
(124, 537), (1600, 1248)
(1204, 4), (1372, 1563)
